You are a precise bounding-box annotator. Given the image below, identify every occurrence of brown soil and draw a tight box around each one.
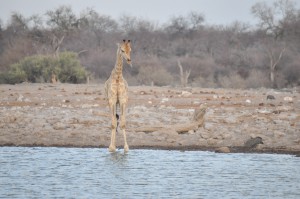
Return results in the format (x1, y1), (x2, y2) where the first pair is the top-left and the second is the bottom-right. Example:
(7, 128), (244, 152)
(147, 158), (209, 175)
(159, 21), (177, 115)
(0, 83), (299, 156)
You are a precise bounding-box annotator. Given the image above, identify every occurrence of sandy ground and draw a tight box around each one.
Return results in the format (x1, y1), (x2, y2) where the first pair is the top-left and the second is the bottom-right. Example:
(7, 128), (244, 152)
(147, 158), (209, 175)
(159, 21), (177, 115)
(0, 83), (299, 155)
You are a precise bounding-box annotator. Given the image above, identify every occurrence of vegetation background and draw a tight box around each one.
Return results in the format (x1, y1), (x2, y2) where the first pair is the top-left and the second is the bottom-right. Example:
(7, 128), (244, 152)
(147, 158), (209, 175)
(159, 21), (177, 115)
(0, 0), (299, 88)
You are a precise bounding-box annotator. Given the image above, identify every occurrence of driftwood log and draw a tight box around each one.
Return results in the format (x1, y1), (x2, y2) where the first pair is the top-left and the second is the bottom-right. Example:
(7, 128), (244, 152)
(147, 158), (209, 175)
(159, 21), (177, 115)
(135, 104), (207, 134)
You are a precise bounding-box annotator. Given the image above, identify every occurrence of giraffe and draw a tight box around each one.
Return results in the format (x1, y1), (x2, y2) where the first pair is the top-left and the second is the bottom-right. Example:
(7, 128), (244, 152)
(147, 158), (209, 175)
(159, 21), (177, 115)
(104, 40), (132, 152)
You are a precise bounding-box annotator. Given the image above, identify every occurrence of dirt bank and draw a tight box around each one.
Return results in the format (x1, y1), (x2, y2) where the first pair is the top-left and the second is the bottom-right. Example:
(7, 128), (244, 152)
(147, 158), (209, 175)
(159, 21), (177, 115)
(0, 83), (299, 156)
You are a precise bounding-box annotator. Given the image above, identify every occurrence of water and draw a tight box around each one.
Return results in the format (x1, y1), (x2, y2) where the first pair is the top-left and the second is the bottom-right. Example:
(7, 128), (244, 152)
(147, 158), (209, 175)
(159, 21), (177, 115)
(0, 147), (299, 199)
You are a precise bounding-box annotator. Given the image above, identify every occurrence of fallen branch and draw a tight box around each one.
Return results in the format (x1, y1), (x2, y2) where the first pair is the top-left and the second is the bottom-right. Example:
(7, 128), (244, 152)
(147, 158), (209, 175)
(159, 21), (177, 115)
(135, 104), (207, 134)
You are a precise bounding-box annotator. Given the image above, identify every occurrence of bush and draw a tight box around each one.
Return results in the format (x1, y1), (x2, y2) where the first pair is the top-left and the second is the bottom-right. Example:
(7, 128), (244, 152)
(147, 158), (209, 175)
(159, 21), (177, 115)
(2, 65), (27, 84)
(218, 72), (246, 88)
(135, 57), (174, 86)
(244, 70), (271, 88)
(216, 70), (271, 89)
(56, 52), (87, 83)
(2, 52), (87, 84)
(137, 65), (173, 86)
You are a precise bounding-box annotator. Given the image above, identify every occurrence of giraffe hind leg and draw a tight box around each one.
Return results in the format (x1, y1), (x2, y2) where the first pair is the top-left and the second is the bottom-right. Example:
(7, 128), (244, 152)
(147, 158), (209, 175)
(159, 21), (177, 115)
(120, 102), (129, 152)
(108, 102), (117, 152)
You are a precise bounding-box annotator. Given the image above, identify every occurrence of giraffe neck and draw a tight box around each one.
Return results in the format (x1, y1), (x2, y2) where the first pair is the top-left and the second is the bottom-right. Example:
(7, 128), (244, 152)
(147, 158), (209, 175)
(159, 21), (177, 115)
(113, 48), (123, 77)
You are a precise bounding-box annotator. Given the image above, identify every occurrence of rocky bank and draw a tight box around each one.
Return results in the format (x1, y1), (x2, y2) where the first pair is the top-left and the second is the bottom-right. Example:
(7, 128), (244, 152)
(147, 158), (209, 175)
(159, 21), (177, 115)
(0, 83), (299, 155)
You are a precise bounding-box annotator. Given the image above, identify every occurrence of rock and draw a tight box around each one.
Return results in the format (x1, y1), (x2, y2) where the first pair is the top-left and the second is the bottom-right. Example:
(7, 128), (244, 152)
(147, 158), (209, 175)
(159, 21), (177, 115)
(267, 95), (275, 100)
(17, 95), (24, 102)
(53, 122), (68, 130)
(181, 91), (192, 97)
(257, 109), (272, 114)
(283, 96), (293, 102)
(215, 147), (230, 153)
(193, 100), (201, 105)
(244, 137), (263, 148)
(161, 98), (169, 103)
(245, 99), (251, 104)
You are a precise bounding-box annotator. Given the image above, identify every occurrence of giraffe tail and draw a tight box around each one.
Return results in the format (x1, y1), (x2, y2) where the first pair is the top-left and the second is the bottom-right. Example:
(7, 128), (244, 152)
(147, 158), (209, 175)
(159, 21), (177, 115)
(116, 113), (119, 133)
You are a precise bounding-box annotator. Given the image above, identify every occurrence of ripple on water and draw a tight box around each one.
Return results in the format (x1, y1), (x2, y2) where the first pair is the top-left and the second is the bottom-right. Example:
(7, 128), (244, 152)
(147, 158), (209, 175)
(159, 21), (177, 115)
(0, 147), (300, 198)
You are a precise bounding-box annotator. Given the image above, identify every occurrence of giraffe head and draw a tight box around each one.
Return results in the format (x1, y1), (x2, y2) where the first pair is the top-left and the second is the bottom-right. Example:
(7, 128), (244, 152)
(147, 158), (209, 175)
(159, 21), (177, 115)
(118, 40), (132, 67)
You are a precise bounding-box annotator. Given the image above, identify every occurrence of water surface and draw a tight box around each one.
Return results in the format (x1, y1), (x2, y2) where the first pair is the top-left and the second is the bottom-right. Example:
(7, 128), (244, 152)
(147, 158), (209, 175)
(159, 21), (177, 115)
(1, 147), (299, 198)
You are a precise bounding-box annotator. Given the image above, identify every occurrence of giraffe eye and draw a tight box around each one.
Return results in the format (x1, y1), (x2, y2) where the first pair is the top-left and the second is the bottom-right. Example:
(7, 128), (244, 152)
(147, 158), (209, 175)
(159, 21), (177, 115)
(121, 49), (125, 53)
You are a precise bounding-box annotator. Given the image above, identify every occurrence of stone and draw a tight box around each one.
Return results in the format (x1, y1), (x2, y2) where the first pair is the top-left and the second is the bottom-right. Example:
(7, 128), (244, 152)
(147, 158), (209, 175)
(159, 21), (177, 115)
(283, 96), (293, 102)
(215, 147), (230, 153)
(267, 95), (275, 100)
(245, 99), (251, 104)
(161, 98), (169, 103)
(53, 122), (67, 130)
(181, 91), (192, 97)
(244, 137), (263, 148)
(17, 95), (24, 102)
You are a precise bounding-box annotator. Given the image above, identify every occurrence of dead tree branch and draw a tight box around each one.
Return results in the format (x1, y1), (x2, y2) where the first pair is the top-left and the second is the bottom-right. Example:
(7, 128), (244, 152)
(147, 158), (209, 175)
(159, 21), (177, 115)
(135, 104), (207, 134)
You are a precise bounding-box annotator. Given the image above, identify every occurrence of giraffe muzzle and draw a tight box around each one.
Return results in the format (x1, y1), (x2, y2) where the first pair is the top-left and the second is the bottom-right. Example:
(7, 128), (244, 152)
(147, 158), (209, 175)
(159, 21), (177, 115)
(127, 59), (132, 67)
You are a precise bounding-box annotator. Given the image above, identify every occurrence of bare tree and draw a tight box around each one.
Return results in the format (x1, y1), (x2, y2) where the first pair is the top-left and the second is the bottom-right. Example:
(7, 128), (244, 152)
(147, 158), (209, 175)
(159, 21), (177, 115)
(177, 60), (191, 87)
(251, 0), (296, 40)
(264, 40), (286, 88)
(251, 0), (295, 88)
(45, 6), (79, 57)
(51, 35), (64, 58)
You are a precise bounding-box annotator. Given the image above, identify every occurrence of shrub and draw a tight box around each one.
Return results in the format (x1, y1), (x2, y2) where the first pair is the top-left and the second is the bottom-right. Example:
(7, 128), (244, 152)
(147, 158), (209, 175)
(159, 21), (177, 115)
(135, 57), (174, 86)
(244, 70), (271, 88)
(3, 52), (87, 84)
(218, 72), (246, 88)
(137, 65), (173, 86)
(57, 52), (87, 83)
(192, 75), (218, 88)
(3, 65), (27, 84)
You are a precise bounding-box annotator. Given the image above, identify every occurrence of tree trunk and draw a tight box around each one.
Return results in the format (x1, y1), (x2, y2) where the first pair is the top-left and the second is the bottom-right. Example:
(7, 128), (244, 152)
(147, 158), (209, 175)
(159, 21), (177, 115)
(270, 68), (276, 88)
(135, 104), (207, 134)
(267, 46), (285, 89)
(177, 60), (191, 87)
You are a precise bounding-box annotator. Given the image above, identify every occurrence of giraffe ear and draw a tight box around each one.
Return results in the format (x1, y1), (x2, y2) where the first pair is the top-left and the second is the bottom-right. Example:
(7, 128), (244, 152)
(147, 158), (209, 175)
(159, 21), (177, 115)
(128, 40), (131, 43)
(123, 39), (126, 43)
(116, 43), (120, 47)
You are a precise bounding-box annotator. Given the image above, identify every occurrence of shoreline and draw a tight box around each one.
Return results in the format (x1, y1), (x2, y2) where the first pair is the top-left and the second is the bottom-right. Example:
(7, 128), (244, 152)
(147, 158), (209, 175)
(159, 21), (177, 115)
(1, 144), (299, 157)
(0, 83), (299, 157)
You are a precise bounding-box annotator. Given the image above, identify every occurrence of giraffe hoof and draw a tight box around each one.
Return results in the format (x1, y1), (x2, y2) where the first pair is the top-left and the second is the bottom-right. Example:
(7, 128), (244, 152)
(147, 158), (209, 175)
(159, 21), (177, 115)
(124, 145), (129, 153)
(108, 145), (116, 152)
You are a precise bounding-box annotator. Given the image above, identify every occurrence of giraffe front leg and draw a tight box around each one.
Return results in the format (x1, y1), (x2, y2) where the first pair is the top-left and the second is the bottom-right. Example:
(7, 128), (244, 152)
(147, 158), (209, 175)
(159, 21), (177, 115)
(109, 103), (117, 152)
(120, 103), (129, 152)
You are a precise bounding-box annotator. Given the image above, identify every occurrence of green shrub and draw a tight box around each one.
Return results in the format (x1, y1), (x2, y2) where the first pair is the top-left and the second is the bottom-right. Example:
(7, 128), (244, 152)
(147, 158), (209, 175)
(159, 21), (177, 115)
(4, 65), (27, 84)
(57, 52), (87, 83)
(3, 52), (87, 84)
